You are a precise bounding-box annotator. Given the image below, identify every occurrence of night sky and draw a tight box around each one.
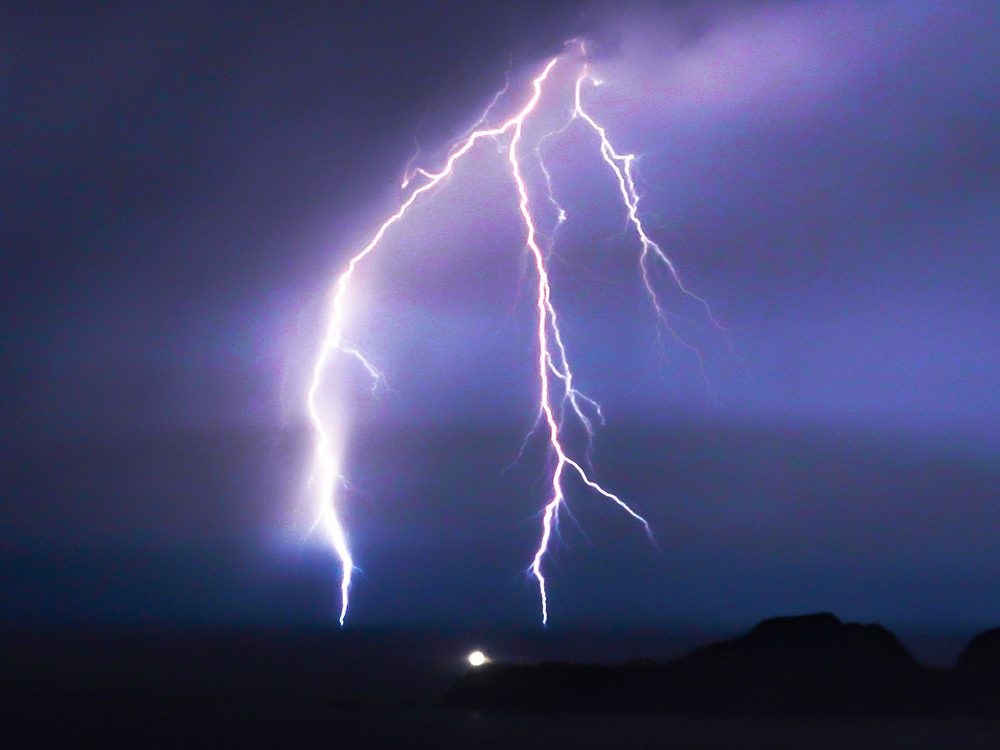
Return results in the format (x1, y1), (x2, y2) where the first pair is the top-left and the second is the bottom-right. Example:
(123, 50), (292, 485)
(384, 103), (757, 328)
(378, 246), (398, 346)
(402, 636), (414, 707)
(4, 0), (1000, 642)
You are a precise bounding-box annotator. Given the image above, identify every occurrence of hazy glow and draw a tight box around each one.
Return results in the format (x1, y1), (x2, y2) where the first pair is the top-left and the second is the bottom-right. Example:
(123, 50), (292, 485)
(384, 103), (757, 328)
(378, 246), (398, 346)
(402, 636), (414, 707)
(307, 41), (710, 625)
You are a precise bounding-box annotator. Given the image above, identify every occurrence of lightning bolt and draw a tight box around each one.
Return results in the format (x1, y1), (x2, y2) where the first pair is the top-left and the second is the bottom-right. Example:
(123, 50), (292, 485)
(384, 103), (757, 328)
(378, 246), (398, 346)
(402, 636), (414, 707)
(307, 42), (714, 625)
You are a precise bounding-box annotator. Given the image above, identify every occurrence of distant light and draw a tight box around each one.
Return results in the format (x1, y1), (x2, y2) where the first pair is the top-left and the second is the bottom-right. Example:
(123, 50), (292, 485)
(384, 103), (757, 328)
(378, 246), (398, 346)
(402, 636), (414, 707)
(468, 650), (488, 667)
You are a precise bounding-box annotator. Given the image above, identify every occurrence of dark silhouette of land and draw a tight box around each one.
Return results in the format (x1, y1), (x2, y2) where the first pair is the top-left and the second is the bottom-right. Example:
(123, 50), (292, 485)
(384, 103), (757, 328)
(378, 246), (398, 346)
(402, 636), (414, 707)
(446, 613), (1000, 715)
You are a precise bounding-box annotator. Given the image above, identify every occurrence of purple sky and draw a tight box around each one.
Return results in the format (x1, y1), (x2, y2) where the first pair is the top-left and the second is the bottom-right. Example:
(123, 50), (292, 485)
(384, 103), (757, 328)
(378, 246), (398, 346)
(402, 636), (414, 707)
(3, 0), (999, 634)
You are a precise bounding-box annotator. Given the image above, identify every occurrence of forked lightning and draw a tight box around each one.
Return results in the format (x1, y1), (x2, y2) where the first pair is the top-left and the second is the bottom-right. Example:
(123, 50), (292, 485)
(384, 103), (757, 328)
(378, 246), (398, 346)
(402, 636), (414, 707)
(307, 42), (713, 625)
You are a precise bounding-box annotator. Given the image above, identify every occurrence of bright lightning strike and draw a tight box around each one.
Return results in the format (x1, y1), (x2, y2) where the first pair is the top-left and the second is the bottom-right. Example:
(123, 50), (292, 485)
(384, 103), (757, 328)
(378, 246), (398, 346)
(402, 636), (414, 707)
(307, 41), (716, 626)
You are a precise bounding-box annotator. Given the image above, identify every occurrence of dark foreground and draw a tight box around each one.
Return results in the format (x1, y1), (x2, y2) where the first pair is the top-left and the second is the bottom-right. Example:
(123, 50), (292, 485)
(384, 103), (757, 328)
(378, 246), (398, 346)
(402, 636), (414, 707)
(8, 699), (1000, 749)
(8, 614), (1000, 748)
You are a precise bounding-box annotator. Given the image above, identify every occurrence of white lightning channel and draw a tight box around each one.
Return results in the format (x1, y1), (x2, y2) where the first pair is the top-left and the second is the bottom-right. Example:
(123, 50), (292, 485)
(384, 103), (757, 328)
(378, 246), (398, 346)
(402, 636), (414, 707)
(308, 57), (561, 625)
(307, 44), (715, 626)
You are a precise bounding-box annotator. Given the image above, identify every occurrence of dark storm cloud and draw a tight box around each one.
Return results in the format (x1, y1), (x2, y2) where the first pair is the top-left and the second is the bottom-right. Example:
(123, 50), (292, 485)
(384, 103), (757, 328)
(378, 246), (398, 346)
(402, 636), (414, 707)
(2, 0), (583, 439)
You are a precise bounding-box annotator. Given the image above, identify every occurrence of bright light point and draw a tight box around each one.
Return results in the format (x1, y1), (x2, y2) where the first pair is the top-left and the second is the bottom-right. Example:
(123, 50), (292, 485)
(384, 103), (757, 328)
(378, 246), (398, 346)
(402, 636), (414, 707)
(468, 650), (488, 667)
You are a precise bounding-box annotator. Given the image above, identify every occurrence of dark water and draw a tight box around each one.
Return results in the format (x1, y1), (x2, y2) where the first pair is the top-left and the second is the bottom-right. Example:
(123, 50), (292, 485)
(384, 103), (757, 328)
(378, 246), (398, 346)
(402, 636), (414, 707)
(4, 627), (999, 747)
(0, 626), (724, 705)
(9, 700), (1000, 749)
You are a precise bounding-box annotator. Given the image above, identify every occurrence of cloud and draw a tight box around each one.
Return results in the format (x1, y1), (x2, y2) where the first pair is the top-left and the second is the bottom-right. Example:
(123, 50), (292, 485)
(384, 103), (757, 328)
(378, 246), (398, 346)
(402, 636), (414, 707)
(585, 0), (996, 125)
